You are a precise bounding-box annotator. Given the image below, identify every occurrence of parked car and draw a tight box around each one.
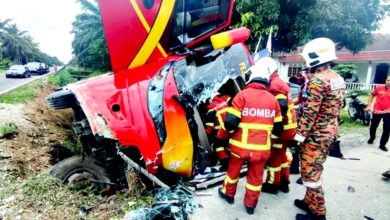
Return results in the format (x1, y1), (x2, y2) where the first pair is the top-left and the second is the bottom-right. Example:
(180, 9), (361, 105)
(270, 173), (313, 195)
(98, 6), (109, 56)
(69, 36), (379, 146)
(26, 62), (48, 74)
(47, 0), (250, 190)
(5, 65), (31, 78)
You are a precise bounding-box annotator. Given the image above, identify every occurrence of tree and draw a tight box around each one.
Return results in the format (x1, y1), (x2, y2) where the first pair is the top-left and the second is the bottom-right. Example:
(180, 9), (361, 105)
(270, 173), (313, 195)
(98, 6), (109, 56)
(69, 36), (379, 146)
(0, 19), (61, 65)
(71, 0), (110, 70)
(236, 0), (390, 53)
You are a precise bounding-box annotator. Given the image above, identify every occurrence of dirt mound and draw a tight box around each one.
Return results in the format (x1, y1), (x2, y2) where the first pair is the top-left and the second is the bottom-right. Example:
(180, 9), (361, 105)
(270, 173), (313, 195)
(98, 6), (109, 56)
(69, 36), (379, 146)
(0, 84), (75, 181)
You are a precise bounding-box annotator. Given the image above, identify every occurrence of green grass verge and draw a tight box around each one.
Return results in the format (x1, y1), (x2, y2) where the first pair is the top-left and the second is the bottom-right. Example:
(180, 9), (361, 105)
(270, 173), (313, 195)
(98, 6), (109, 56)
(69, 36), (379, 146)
(0, 122), (17, 138)
(0, 69), (5, 74)
(0, 173), (153, 219)
(0, 79), (45, 104)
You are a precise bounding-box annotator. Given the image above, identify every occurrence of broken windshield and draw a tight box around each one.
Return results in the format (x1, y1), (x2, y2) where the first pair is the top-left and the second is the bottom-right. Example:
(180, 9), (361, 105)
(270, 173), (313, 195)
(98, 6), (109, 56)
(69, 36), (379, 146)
(174, 44), (251, 108)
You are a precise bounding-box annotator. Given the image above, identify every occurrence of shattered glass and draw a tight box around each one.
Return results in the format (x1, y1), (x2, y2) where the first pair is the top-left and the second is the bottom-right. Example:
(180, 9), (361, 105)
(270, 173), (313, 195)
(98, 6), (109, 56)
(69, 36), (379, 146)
(124, 183), (197, 220)
(174, 44), (250, 108)
(148, 64), (171, 144)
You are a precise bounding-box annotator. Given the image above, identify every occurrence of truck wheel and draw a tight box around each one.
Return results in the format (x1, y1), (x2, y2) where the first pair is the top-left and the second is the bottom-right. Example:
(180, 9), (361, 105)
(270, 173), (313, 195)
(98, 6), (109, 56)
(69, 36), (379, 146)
(46, 89), (75, 109)
(49, 156), (113, 192)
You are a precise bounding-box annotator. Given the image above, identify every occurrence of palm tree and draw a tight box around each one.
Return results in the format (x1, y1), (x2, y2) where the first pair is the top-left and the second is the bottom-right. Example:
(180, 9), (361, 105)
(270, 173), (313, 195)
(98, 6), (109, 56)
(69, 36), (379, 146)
(71, 0), (110, 69)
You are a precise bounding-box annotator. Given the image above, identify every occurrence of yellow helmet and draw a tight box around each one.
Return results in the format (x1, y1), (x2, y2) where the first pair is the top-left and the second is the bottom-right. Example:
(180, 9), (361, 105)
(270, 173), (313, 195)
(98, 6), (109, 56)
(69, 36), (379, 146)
(300, 38), (337, 68)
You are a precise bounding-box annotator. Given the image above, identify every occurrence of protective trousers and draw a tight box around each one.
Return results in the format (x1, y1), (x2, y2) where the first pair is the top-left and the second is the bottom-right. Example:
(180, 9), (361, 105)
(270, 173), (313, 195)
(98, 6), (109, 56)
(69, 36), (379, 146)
(300, 135), (332, 216)
(266, 139), (290, 185)
(222, 150), (270, 208)
(213, 137), (229, 161)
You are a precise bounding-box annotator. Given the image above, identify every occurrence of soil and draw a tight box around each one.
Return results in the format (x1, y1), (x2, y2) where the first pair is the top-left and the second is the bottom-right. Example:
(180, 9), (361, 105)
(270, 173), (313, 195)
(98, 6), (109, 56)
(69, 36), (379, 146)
(0, 85), (74, 184)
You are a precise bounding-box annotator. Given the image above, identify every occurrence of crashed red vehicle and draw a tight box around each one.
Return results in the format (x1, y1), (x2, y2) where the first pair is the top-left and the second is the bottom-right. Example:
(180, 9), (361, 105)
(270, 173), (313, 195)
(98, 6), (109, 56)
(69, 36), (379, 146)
(47, 0), (253, 188)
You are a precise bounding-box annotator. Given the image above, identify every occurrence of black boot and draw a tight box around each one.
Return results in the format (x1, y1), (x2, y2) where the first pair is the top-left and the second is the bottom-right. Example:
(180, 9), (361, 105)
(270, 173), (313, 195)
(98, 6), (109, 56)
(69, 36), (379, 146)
(294, 199), (310, 212)
(383, 170), (390, 179)
(329, 140), (343, 158)
(296, 212), (326, 220)
(261, 182), (278, 194)
(218, 187), (234, 204)
(280, 181), (290, 193)
(245, 206), (255, 215)
(296, 177), (303, 185)
(379, 145), (388, 152)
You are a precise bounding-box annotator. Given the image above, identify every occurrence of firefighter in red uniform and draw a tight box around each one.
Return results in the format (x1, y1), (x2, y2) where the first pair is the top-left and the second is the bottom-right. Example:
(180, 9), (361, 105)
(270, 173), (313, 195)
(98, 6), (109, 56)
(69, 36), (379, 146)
(294, 38), (345, 220)
(259, 57), (297, 194)
(205, 92), (231, 170)
(216, 64), (284, 215)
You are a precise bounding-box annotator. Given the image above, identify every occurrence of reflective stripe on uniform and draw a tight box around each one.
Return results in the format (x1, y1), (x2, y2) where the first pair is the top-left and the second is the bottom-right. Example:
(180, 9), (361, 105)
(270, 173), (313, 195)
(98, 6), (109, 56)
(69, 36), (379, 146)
(267, 166), (281, 184)
(216, 147), (224, 152)
(224, 175), (239, 184)
(271, 134), (279, 139)
(286, 103), (295, 124)
(275, 94), (287, 100)
(227, 107), (241, 118)
(216, 108), (228, 130)
(275, 115), (283, 122)
(229, 139), (271, 151)
(272, 143), (283, 149)
(239, 123), (273, 130)
(281, 162), (289, 168)
(231, 152), (240, 158)
(246, 183), (262, 191)
(284, 122), (297, 130)
(302, 179), (322, 188)
(206, 122), (214, 127)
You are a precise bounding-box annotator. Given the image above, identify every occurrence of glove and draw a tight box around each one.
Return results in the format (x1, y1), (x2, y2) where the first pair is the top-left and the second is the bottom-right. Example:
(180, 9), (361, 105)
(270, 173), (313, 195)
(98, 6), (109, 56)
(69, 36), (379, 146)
(294, 133), (305, 143)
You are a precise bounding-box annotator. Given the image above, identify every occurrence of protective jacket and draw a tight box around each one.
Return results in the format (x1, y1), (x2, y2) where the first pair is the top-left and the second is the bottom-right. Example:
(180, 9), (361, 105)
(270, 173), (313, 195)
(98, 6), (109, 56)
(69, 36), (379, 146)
(268, 73), (297, 139)
(205, 95), (231, 135)
(205, 94), (231, 161)
(219, 82), (283, 208)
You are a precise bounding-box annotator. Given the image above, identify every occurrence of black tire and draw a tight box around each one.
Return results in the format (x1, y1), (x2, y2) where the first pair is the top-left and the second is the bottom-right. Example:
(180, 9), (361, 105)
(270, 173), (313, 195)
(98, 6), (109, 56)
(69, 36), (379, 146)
(46, 89), (76, 109)
(49, 156), (112, 191)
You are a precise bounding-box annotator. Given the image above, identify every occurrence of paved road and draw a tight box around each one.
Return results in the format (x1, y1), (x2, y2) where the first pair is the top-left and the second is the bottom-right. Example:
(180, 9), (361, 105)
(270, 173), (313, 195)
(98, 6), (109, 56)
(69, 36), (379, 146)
(0, 70), (53, 96)
(192, 140), (390, 220)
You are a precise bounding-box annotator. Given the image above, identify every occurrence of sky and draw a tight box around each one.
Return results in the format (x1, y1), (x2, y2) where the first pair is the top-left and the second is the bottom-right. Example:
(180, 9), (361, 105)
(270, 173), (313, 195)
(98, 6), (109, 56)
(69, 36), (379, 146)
(0, 0), (81, 63)
(0, 0), (389, 64)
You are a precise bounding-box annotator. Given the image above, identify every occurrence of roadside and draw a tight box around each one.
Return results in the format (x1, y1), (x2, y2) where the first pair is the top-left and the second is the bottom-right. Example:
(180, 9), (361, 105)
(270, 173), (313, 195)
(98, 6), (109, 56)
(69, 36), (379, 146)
(192, 131), (390, 220)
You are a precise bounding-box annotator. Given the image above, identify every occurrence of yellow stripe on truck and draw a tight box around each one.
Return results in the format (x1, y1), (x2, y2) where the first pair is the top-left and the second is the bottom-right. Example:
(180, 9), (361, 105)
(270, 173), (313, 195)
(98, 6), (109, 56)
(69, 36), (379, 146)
(128, 0), (170, 68)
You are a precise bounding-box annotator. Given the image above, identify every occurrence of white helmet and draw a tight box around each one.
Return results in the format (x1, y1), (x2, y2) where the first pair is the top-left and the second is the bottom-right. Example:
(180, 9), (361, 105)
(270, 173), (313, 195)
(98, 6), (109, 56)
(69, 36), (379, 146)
(247, 57), (277, 84)
(300, 38), (337, 68)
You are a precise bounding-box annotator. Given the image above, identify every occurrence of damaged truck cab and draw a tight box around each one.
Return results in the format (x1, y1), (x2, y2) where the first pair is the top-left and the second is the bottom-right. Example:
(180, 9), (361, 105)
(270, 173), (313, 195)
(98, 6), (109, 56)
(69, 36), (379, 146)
(48, 0), (253, 188)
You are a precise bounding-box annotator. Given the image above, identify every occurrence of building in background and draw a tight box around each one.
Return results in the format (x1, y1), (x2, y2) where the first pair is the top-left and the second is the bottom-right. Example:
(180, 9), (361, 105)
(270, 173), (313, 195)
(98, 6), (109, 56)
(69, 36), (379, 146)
(275, 34), (390, 90)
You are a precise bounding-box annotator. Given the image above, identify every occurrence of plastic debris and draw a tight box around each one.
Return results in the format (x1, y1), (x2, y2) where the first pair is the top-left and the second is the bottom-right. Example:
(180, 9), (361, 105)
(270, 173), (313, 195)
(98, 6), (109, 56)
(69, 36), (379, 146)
(125, 183), (197, 220)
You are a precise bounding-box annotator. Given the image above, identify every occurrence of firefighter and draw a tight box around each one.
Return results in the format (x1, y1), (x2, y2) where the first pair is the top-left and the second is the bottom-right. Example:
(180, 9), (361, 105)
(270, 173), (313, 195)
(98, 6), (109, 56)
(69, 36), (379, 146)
(258, 57), (297, 194)
(216, 63), (284, 215)
(294, 38), (345, 220)
(205, 92), (231, 170)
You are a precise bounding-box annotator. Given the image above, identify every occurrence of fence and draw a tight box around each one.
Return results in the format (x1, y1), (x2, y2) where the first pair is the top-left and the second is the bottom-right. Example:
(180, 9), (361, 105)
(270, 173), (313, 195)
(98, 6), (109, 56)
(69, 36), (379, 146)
(345, 83), (381, 92)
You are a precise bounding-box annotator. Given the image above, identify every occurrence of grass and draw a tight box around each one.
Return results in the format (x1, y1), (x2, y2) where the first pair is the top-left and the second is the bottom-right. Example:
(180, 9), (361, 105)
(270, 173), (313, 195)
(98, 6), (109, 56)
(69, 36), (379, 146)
(0, 122), (17, 138)
(0, 173), (154, 219)
(0, 69), (5, 74)
(0, 79), (45, 104)
(339, 94), (370, 132)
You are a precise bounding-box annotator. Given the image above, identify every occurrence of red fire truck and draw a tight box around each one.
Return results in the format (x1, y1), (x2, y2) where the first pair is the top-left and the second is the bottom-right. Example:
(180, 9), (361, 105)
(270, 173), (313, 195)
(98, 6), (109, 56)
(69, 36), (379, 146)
(47, 0), (253, 189)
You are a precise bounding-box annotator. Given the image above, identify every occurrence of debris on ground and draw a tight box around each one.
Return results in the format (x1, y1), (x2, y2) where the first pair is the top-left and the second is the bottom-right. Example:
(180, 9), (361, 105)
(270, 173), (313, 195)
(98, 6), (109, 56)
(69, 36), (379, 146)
(124, 183), (197, 220)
